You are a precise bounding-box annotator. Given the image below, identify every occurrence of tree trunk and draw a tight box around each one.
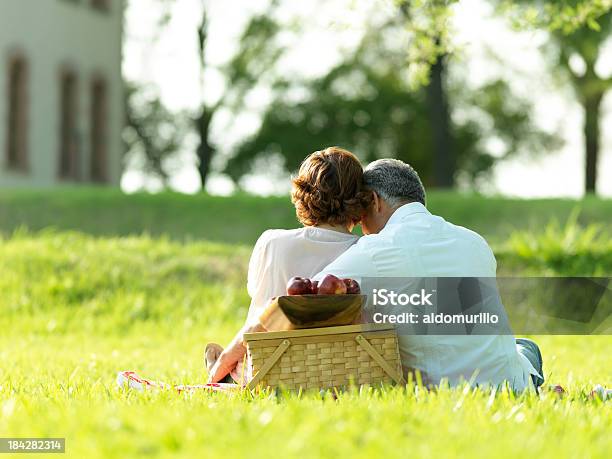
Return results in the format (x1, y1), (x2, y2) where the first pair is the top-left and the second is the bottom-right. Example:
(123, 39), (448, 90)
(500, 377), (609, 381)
(196, 8), (214, 191)
(196, 108), (215, 190)
(583, 93), (602, 194)
(426, 54), (455, 188)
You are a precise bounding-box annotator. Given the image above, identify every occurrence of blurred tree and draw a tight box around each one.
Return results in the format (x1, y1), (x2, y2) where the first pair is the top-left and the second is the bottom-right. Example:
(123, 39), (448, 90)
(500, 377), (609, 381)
(496, 0), (612, 194)
(130, 0), (282, 189)
(392, 0), (611, 84)
(123, 83), (189, 186)
(195, 0), (282, 190)
(397, 1), (456, 186)
(194, 4), (283, 189)
(394, 0), (609, 188)
(555, 11), (612, 194)
(194, 11), (215, 189)
(225, 23), (559, 187)
(133, 0), (605, 190)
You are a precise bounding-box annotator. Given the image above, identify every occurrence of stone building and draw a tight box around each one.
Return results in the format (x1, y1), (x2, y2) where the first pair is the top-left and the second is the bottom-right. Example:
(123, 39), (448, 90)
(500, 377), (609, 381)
(0, 0), (123, 186)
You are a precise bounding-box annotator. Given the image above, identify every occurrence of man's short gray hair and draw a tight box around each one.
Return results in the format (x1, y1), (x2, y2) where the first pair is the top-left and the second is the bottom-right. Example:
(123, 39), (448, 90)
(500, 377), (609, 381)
(364, 159), (426, 207)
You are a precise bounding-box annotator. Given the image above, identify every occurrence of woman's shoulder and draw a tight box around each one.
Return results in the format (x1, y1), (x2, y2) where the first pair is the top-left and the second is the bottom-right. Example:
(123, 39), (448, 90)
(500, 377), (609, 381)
(255, 227), (358, 254)
(254, 228), (307, 248)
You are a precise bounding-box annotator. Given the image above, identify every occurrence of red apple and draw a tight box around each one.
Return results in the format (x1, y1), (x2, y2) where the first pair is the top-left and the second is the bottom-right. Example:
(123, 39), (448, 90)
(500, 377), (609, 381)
(318, 274), (347, 295)
(286, 276), (312, 295)
(310, 280), (319, 294)
(343, 278), (360, 294)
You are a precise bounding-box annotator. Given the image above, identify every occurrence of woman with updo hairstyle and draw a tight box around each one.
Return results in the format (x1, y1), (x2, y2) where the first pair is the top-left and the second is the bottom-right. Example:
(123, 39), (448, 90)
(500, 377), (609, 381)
(291, 147), (372, 230)
(245, 146), (371, 321)
(206, 147), (371, 382)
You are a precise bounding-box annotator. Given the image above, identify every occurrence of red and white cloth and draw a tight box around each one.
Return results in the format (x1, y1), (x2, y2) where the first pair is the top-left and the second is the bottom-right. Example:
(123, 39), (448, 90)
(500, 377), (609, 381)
(116, 371), (239, 393)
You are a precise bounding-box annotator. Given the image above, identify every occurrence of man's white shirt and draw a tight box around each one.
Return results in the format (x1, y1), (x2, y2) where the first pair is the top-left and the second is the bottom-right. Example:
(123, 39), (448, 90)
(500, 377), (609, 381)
(315, 202), (540, 391)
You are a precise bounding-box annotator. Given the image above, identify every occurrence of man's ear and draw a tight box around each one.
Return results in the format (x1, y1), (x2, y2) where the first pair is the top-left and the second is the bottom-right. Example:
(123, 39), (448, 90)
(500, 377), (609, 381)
(372, 191), (381, 212)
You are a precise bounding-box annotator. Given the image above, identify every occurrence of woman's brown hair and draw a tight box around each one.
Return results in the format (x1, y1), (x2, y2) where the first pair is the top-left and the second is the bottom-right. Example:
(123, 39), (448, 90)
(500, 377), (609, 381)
(291, 147), (372, 227)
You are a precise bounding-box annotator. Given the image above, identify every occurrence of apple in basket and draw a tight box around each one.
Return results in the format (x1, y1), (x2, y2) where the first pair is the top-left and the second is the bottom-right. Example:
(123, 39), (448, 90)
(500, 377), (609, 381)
(318, 274), (347, 295)
(286, 276), (313, 295)
(343, 278), (360, 294)
(279, 275), (364, 328)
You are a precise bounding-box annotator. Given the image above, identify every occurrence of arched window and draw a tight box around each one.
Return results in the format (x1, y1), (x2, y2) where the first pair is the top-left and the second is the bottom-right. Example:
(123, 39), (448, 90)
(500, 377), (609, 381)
(90, 77), (108, 182)
(6, 54), (28, 171)
(59, 69), (80, 180)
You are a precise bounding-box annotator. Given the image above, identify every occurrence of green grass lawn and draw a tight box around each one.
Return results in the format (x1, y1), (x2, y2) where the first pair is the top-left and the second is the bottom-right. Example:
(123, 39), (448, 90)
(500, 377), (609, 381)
(0, 191), (610, 458)
(1, 188), (610, 244)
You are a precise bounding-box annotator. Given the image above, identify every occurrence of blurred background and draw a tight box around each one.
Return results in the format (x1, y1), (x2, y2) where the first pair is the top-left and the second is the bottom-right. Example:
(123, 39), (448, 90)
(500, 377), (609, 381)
(1, 0), (611, 198)
(0, 5), (610, 455)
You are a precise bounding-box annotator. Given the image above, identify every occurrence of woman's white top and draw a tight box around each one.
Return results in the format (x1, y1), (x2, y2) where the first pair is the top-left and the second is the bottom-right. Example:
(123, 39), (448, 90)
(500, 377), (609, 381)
(246, 227), (358, 323)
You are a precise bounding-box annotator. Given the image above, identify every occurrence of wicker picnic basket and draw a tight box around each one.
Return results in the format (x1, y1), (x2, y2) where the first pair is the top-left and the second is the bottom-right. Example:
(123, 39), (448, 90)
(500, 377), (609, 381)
(244, 324), (405, 391)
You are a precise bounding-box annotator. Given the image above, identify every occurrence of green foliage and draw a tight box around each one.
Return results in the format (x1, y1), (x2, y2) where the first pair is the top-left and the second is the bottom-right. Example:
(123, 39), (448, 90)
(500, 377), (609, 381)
(123, 83), (190, 185)
(395, 0), (458, 87)
(225, 55), (434, 180)
(503, 209), (612, 275)
(225, 23), (559, 185)
(493, 1), (612, 193)
(220, 11), (283, 112)
(451, 79), (562, 184)
(500, 0), (612, 34)
(127, 4), (284, 187)
(499, 1), (612, 92)
(393, 0), (611, 85)
(139, 0), (610, 189)
(553, 9), (612, 100)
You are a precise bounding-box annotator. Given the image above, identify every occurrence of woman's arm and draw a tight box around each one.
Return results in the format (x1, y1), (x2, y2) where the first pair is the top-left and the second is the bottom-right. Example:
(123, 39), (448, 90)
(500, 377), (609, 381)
(207, 320), (265, 383)
(207, 298), (292, 383)
(208, 231), (279, 383)
(245, 230), (278, 323)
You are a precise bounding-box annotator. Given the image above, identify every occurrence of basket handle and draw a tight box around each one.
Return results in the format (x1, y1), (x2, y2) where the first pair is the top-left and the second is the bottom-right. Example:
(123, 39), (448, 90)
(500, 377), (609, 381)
(246, 339), (291, 390)
(355, 335), (406, 385)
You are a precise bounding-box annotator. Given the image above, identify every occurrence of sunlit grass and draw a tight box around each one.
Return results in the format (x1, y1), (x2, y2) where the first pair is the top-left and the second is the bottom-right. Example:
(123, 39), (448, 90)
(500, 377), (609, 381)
(1, 328), (610, 459)
(0, 226), (610, 458)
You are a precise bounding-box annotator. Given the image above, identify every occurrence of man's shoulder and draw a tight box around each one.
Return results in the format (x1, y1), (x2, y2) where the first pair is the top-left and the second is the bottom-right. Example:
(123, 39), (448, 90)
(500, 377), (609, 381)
(395, 210), (495, 258)
(400, 209), (489, 247)
(351, 232), (392, 252)
(428, 213), (496, 271)
(438, 217), (491, 248)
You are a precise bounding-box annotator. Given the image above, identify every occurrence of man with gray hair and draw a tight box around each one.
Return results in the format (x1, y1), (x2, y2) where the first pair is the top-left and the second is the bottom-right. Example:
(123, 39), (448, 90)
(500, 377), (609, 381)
(360, 159), (426, 234)
(314, 158), (544, 391)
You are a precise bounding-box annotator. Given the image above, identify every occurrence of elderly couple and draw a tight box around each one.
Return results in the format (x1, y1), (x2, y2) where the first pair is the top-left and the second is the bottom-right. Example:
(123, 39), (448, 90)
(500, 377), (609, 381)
(207, 147), (544, 392)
